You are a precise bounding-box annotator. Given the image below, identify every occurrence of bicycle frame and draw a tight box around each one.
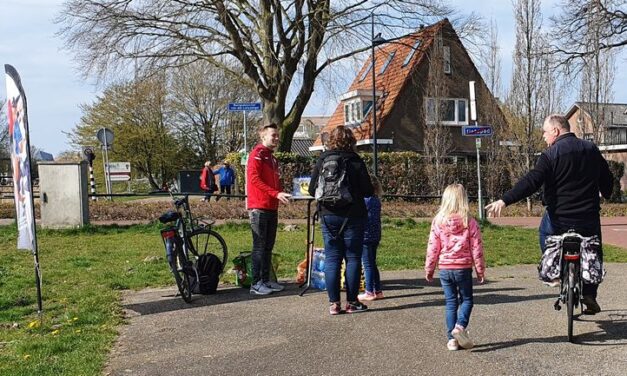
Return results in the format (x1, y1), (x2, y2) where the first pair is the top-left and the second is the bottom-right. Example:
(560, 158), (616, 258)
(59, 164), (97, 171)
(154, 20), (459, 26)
(550, 231), (586, 342)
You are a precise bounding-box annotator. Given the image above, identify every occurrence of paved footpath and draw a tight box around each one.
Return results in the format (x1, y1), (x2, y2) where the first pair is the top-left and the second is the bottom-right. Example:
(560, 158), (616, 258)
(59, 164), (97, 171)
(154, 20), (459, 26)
(489, 217), (627, 249)
(105, 264), (627, 376)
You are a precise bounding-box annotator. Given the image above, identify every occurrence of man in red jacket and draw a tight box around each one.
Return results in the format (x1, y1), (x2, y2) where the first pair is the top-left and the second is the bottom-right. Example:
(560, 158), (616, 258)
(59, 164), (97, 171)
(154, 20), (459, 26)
(247, 123), (292, 295)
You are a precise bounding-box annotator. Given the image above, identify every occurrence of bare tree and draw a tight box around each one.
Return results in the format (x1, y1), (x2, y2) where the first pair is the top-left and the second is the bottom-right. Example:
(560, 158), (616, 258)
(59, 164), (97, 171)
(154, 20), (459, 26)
(571, 1), (617, 144)
(422, 30), (454, 195)
(550, 0), (627, 68)
(506, 0), (560, 211)
(169, 61), (259, 165)
(479, 19), (503, 99)
(0, 98), (9, 159)
(57, 0), (483, 152)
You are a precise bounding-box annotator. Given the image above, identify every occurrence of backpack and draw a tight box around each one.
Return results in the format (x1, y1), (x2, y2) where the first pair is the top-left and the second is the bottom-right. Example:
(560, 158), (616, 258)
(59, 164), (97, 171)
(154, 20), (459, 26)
(190, 253), (223, 295)
(314, 154), (353, 208)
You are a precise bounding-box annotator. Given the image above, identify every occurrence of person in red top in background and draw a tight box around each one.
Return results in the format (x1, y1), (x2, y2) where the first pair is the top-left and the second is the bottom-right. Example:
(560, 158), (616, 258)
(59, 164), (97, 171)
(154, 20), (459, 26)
(200, 161), (217, 202)
(247, 123), (292, 295)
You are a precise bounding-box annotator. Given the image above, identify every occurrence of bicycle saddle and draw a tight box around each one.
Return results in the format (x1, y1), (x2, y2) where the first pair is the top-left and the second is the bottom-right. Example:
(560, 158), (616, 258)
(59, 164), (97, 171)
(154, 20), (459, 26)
(159, 210), (181, 224)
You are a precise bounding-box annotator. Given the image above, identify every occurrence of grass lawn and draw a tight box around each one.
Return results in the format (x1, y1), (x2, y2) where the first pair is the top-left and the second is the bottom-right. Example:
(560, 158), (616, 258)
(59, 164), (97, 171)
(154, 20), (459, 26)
(1, 219), (626, 375)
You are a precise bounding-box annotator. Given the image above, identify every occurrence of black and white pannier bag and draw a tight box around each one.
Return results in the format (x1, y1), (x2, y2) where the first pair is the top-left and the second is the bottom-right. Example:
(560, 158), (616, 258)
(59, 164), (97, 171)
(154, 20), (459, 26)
(539, 234), (605, 284)
(539, 236), (562, 282)
(580, 235), (605, 284)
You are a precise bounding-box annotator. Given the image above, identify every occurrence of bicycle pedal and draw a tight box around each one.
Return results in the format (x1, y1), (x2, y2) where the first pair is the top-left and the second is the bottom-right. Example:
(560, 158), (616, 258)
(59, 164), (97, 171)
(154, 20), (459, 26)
(554, 300), (561, 311)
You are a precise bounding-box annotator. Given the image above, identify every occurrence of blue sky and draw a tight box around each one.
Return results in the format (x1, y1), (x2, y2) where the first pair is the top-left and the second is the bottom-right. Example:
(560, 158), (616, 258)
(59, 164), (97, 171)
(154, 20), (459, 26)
(2, 0), (625, 157)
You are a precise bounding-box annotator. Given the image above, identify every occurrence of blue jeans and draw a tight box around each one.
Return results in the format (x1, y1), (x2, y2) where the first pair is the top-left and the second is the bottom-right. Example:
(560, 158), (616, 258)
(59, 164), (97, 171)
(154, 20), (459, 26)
(362, 242), (381, 293)
(439, 269), (474, 340)
(249, 209), (278, 284)
(539, 211), (602, 298)
(321, 215), (365, 303)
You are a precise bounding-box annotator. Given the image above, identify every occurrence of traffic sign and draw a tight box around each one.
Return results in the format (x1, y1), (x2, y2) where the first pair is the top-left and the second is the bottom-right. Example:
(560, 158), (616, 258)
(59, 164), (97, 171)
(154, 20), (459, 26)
(462, 125), (493, 137)
(105, 162), (131, 181)
(96, 127), (114, 146)
(228, 102), (262, 111)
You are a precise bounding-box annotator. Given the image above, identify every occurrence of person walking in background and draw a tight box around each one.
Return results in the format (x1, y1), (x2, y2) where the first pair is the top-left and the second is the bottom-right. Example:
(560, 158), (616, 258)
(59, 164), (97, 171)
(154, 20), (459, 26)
(425, 184), (485, 351)
(213, 160), (236, 201)
(308, 126), (374, 315)
(358, 175), (384, 302)
(200, 161), (217, 202)
(247, 123), (292, 295)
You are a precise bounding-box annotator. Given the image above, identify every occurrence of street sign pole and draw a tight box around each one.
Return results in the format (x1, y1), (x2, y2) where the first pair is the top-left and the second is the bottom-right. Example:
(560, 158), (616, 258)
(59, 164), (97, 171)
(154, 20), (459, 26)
(469, 81), (483, 221)
(244, 110), (247, 153)
(227, 102), (262, 197)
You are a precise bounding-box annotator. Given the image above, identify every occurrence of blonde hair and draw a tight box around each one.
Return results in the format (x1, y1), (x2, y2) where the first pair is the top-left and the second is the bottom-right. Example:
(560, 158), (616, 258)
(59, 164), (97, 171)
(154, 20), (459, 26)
(204, 161), (212, 168)
(370, 175), (383, 197)
(434, 183), (469, 228)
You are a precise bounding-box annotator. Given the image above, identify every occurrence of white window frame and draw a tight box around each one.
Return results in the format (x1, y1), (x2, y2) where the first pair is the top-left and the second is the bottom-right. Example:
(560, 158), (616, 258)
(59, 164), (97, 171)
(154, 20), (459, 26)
(424, 97), (468, 126)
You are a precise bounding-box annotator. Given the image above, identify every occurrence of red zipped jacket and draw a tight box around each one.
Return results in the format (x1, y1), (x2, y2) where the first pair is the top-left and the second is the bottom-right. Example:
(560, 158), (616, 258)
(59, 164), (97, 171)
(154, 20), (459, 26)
(246, 144), (281, 211)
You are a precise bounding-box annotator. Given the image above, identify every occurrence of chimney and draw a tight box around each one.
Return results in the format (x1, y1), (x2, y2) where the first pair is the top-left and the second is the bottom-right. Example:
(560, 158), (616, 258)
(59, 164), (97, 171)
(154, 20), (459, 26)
(419, 24), (424, 30)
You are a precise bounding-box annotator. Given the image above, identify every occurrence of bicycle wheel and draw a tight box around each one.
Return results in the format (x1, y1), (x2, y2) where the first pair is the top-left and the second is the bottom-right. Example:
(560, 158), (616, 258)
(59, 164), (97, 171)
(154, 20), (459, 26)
(186, 228), (228, 271)
(567, 261), (576, 342)
(171, 243), (193, 303)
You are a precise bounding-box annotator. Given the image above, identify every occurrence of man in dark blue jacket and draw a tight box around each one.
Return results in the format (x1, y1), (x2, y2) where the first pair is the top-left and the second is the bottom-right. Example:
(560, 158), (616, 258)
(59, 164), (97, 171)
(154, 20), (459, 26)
(485, 114), (613, 314)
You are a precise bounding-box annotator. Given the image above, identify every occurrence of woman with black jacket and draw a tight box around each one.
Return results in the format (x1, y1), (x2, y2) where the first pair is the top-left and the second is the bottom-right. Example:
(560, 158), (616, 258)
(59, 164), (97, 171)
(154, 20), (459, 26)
(308, 126), (374, 315)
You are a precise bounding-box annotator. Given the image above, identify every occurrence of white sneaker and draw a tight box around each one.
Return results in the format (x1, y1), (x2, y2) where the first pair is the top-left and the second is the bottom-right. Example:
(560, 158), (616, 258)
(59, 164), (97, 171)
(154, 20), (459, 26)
(250, 281), (273, 295)
(447, 339), (459, 351)
(264, 281), (285, 292)
(452, 325), (474, 349)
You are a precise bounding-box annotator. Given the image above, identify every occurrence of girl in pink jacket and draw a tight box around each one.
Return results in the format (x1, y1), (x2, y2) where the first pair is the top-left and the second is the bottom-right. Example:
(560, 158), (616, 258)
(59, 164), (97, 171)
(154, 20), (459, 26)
(425, 184), (485, 351)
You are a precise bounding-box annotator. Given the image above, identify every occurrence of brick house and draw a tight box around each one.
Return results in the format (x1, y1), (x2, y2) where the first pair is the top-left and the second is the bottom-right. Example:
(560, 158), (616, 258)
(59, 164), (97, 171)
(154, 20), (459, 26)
(311, 18), (506, 158)
(566, 102), (627, 188)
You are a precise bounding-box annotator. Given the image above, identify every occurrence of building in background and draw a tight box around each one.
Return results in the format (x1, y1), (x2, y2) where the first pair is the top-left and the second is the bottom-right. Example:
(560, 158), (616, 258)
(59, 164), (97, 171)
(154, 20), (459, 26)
(566, 102), (627, 188)
(290, 116), (330, 156)
(311, 19), (506, 159)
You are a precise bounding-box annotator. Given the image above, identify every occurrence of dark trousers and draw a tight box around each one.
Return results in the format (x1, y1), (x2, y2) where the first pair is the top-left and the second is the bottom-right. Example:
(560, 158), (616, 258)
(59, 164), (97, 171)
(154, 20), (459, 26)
(249, 209), (278, 284)
(539, 211), (603, 298)
(320, 215), (365, 303)
(216, 185), (232, 201)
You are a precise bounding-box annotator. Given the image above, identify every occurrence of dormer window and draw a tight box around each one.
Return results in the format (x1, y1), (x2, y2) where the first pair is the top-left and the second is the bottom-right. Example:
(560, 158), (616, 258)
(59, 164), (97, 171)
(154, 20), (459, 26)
(340, 89), (382, 126)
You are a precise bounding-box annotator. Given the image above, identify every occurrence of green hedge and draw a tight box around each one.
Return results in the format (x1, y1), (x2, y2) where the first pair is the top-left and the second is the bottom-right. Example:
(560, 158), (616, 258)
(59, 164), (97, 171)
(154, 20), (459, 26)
(229, 151), (623, 202)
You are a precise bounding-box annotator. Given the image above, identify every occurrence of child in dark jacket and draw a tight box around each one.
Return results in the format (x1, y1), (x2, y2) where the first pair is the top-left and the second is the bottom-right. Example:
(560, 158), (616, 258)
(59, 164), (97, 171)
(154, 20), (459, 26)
(358, 176), (383, 301)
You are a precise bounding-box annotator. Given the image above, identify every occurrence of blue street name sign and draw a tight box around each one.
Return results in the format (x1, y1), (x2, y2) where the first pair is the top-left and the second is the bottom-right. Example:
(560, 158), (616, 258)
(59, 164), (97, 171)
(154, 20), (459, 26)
(462, 125), (493, 137)
(228, 102), (262, 111)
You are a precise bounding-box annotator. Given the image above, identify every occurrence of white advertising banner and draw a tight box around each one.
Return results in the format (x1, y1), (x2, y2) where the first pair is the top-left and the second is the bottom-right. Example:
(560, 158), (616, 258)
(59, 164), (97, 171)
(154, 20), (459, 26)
(5, 64), (36, 251)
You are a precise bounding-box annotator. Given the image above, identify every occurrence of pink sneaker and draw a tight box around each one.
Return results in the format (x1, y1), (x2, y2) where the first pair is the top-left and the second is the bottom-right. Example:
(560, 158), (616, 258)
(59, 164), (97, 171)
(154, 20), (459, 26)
(329, 302), (342, 316)
(358, 291), (376, 302)
(374, 291), (384, 300)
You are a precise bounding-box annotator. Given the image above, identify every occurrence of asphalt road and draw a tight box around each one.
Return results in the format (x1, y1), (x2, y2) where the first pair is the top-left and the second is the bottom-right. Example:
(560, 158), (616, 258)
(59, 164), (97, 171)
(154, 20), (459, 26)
(105, 264), (627, 376)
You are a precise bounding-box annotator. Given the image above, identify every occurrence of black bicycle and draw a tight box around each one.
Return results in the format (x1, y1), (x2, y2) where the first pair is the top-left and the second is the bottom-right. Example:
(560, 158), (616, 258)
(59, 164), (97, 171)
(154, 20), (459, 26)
(551, 231), (585, 342)
(159, 195), (228, 303)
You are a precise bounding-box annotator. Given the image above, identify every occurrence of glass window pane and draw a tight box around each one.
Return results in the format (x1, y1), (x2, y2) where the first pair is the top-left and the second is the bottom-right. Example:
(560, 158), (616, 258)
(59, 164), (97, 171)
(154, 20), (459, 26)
(379, 51), (396, 75)
(403, 40), (422, 67)
(440, 99), (455, 122)
(344, 104), (350, 123)
(360, 61), (373, 82)
(363, 100), (373, 116)
(425, 98), (436, 122)
(458, 100), (466, 123)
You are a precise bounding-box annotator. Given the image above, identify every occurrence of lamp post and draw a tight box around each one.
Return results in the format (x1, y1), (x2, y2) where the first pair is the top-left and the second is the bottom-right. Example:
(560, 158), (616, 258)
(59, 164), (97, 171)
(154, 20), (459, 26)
(371, 13), (386, 177)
